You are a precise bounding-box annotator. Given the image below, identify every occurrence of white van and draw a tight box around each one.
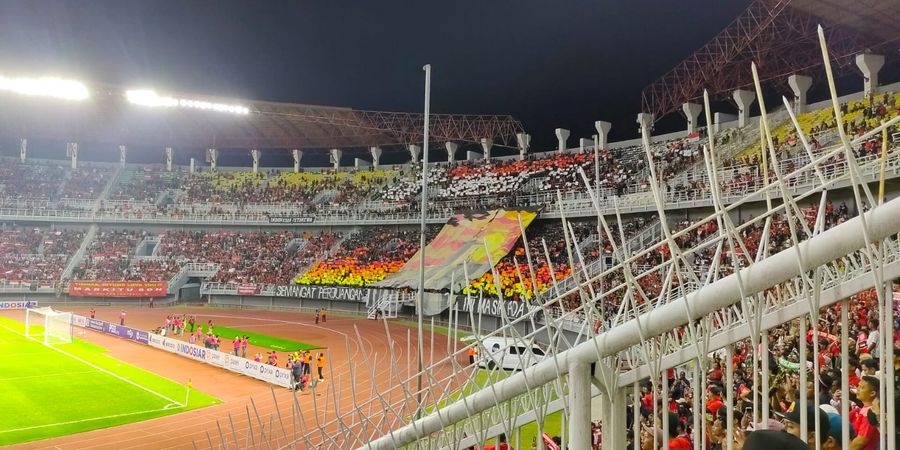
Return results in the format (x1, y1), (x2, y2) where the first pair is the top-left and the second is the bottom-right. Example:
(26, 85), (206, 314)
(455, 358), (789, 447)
(476, 337), (546, 371)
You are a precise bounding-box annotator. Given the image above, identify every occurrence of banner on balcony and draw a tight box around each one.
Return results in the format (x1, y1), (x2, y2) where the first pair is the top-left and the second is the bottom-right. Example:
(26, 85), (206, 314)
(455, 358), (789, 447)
(273, 284), (373, 302)
(454, 295), (532, 320)
(375, 208), (538, 291)
(237, 284), (261, 295)
(268, 215), (315, 224)
(69, 281), (168, 298)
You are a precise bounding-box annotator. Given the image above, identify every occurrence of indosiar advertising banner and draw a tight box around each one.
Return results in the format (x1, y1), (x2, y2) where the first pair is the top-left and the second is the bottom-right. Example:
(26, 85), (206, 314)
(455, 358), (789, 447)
(148, 334), (292, 388)
(0, 300), (38, 309)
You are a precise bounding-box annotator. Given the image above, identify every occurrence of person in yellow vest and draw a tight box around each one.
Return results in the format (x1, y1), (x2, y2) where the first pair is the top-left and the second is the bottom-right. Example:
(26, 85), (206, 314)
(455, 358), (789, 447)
(316, 353), (326, 381)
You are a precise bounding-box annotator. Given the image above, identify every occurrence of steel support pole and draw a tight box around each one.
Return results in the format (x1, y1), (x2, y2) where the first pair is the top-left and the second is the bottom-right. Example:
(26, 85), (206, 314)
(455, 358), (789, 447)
(662, 369), (670, 449)
(799, 316), (808, 438)
(568, 362), (591, 450)
(887, 286), (897, 450)
(415, 64), (431, 422)
(693, 363), (702, 450)
(841, 298), (850, 449)
(633, 382), (640, 450)
(761, 329), (770, 425)
(726, 345), (734, 450)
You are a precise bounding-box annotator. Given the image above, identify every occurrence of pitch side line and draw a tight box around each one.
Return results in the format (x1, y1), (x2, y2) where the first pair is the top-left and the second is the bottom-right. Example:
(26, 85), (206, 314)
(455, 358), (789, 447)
(0, 323), (182, 407)
(0, 369), (99, 382)
(0, 406), (180, 434)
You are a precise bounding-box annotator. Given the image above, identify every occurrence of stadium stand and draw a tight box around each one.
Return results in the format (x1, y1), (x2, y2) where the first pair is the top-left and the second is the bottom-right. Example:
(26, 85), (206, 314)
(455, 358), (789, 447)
(295, 227), (438, 287)
(107, 166), (184, 203)
(0, 161), (68, 202)
(0, 227), (83, 286)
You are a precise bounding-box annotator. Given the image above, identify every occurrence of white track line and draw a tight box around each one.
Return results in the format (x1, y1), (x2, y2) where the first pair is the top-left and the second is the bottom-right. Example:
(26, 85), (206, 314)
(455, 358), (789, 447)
(0, 323), (182, 407)
(0, 407), (177, 434)
(0, 369), (98, 382)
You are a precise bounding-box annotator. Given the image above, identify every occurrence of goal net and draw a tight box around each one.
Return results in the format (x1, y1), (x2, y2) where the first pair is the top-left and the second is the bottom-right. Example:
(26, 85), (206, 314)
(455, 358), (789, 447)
(25, 307), (73, 345)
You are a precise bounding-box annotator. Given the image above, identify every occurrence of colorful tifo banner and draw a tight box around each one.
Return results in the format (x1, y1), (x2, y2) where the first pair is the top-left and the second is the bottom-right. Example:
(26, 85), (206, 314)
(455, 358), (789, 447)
(376, 208), (538, 291)
(84, 317), (150, 345)
(69, 281), (168, 298)
(0, 300), (38, 309)
(148, 334), (293, 388)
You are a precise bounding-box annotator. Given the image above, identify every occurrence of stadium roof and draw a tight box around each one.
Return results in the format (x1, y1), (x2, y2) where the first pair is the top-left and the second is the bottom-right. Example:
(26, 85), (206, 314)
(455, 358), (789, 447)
(641, 0), (900, 120)
(0, 82), (525, 152)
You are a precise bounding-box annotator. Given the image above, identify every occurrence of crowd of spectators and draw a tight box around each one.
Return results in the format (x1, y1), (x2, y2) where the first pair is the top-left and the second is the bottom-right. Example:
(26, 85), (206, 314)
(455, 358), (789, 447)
(295, 228), (438, 286)
(108, 166), (184, 203)
(178, 168), (397, 208)
(628, 286), (898, 450)
(463, 221), (591, 301)
(73, 229), (150, 280)
(733, 92), (900, 164)
(0, 162), (67, 202)
(182, 170), (265, 204)
(155, 230), (308, 285)
(0, 227), (83, 286)
(61, 165), (112, 200)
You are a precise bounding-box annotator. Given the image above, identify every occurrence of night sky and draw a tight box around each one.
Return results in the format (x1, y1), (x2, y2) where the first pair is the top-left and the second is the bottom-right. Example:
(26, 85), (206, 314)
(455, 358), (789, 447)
(0, 0), (771, 165)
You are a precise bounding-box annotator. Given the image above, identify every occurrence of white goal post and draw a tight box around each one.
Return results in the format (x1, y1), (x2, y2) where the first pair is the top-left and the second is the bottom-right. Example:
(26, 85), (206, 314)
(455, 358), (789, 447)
(25, 307), (73, 345)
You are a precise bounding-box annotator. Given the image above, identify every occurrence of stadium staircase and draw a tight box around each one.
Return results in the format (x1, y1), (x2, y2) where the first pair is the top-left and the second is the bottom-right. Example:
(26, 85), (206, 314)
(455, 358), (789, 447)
(93, 164), (123, 212)
(367, 290), (403, 319)
(59, 224), (97, 284)
(166, 262), (221, 295)
(547, 218), (662, 301)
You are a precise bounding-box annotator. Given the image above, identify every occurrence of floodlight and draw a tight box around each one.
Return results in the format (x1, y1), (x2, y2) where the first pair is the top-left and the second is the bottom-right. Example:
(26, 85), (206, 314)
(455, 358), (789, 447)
(0, 75), (89, 100)
(127, 88), (250, 115)
(126, 89), (178, 107)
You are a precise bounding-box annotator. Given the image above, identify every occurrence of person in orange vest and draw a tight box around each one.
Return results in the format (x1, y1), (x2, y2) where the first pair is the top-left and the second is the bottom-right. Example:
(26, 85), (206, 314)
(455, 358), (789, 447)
(316, 353), (326, 381)
(467, 346), (477, 364)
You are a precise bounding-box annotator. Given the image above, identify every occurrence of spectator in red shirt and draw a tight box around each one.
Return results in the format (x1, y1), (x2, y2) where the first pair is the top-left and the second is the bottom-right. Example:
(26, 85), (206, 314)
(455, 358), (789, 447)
(705, 385), (724, 415)
(667, 414), (692, 449)
(849, 376), (879, 450)
(482, 433), (513, 450)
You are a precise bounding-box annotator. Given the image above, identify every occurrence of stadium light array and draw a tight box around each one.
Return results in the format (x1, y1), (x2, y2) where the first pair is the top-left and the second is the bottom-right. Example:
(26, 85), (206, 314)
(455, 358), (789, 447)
(0, 75), (89, 101)
(126, 89), (250, 115)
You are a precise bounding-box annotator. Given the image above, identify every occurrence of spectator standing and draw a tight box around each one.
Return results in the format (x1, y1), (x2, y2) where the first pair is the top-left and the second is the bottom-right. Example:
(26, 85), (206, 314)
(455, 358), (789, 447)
(315, 309), (320, 324)
(148, 297), (154, 309)
(483, 433), (513, 450)
(316, 352), (326, 380)
(90, 308), (95, 319)
(241, 336), (249, 358)
(119, 310), (126, 326)
(321, 308), (326, 323)
(291, 358), (303, 389)
(233, 336), (241, 356)
(850, 376), (880, 450)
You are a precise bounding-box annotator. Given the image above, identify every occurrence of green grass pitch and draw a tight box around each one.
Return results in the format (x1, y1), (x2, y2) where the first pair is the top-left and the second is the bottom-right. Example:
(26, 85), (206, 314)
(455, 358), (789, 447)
(0, 316), (220, 446)
(208, 325), (322, 352)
